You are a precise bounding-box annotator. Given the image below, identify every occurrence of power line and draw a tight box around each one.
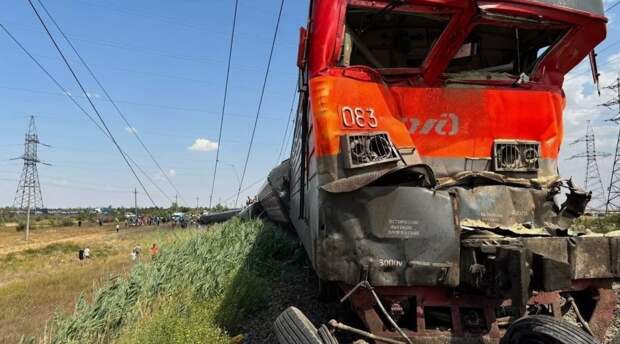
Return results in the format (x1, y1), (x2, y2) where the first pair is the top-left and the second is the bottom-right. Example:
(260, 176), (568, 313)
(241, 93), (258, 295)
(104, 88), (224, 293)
(567, 121), (609, 211)
(0, 83), (290, 120)
(565, 53), (620, 81)
(209, 0), (239, 208)
(222, 176), (266, 205)
(603, 76), (620, 213)
(22, 1), (158, 207)
(277, 85), (298, 163)
(607, 0), (620, 12)
(235, 0), (285, 207)
(35, 0), (185, 206)
(0, 21), (168, 204)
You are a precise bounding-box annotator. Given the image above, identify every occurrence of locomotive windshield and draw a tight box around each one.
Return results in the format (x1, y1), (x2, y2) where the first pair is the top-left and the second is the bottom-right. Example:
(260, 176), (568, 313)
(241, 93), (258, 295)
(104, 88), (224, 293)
(341, 6), (568, 79)
(446, 24), (567, 76)
(340, 8), (449, 68)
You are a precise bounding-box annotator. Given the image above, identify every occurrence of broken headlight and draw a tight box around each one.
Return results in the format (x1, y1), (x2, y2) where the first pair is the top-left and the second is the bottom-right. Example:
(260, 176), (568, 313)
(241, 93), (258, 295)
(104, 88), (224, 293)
(493, 140), (540, 172)
(343, 132), (399, 169)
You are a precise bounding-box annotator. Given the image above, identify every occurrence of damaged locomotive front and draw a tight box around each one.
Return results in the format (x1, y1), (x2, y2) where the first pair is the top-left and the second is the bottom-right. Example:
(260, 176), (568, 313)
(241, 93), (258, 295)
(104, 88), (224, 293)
(261, 0), (620, 342)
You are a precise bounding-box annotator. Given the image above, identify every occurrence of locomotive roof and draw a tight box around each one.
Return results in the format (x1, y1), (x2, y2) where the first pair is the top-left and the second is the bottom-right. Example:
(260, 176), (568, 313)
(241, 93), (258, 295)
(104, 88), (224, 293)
(530, 0), (604, 15)
(360, 0), (605, 16)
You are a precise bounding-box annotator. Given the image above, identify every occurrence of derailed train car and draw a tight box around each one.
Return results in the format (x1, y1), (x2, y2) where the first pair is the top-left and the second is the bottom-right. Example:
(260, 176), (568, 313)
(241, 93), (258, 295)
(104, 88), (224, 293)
(259, 0), (620, 342)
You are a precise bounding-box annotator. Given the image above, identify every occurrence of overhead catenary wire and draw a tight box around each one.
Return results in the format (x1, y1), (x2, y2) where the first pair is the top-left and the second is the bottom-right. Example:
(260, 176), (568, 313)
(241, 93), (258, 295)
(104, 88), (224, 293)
(35, 0), (185, 206)
(235, 0), (285, 207)
(23, 0), (159, 207)
(607, 0), (620, 12)
(0, 21), (169, 205)
(276, 85), (298, 163)
(209, 0), (239, 208)
(565, 53), (620, 81)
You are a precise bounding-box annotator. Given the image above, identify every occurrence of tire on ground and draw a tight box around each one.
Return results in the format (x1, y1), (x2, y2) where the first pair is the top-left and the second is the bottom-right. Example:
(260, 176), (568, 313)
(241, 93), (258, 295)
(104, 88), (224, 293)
(318, 324), (339, 344)
(501, 315), (598, 344)
(274, 306), (323, 344)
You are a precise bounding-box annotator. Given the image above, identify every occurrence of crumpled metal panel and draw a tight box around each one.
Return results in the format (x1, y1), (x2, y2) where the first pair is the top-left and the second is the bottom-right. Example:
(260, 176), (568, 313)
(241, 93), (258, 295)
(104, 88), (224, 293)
(454, 185), (555, 236)
(571, 237), (620, 279)
(257, 160), (290, 224)
(319, 186), (460, 287)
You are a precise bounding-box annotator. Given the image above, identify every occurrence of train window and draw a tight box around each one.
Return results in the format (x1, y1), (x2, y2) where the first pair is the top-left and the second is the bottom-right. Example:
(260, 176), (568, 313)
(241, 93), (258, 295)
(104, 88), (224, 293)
(446, 24), (566, 76)
(340, 8), (449, 69)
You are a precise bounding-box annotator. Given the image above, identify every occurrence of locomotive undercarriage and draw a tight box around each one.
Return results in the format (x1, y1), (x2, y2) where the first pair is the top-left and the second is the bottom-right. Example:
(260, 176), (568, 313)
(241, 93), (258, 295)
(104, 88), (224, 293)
(262, 163), (620, 342)
(318, 177), (619, 342)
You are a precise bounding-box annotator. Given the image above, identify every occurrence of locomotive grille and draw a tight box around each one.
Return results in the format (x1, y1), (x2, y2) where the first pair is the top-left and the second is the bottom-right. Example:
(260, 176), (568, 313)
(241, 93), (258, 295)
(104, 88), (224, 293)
(344, 133), (399, 168)
(493, 140), (540, 172)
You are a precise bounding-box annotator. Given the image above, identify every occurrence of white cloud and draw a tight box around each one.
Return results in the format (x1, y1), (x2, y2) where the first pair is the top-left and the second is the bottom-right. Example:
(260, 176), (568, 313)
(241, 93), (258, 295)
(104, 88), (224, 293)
(188, 138), (218, 152)
(168, 169), (176, 177)
(86, 92), (101, 99)
(125, 127), (138, 134)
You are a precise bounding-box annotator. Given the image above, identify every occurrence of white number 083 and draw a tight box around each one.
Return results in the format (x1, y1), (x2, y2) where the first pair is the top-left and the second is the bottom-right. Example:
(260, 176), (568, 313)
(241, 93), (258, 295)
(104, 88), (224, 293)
(341, 106), (378, 128)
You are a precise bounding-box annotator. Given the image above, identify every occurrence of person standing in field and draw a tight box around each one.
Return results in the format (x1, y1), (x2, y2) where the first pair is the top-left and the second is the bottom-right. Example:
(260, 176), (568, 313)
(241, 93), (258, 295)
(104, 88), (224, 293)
(78, 248), (85, 265)
(132, 245), (141, 262)
(116, 223), (120, 233)
(150, 243), (159, 260)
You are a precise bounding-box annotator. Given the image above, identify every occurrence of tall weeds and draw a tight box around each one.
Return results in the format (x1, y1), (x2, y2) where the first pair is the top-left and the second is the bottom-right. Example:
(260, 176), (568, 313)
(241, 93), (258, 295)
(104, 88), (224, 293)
(34, 218), (298, 344)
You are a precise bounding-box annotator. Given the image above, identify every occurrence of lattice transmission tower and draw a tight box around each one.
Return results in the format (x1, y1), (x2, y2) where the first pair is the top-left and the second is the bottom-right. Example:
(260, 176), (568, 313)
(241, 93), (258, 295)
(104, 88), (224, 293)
(568, 121), (609, 212)
(602, 77), (620, 213)
(12, 116), (49, 239)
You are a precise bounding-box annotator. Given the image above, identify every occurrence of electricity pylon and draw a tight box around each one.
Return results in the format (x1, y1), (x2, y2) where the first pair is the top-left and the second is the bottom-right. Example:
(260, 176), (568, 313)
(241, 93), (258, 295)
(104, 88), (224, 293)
(12, 116), (50, 240)
(602, 77), (620, 213)
(568, 121), (610, 212)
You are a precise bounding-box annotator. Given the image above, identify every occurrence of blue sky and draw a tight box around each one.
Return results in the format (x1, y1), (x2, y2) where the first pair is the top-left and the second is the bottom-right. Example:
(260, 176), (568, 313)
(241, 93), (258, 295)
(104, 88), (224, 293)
(0, 0), (617, 209)
(0, 0), (307, 208)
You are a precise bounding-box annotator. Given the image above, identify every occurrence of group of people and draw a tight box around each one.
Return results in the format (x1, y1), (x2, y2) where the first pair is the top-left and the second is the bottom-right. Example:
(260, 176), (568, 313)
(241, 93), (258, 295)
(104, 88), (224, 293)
(77, 243), (159, 264)
(131, 243), (159, 262)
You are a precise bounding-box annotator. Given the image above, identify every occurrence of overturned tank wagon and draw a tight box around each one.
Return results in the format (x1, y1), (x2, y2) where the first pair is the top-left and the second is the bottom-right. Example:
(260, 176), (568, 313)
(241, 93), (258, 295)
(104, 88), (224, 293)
(261, 0), (620, 343)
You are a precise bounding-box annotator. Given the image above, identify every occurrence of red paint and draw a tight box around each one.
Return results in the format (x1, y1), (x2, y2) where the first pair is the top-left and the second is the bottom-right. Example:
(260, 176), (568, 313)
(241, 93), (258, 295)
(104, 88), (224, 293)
(304, 0), (606, 162)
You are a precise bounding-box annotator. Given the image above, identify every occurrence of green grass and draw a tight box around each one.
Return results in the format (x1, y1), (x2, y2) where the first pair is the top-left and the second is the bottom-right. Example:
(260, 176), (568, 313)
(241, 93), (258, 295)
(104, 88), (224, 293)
(117, 295), (230, 344)
(31, 218), (300, 344)
(1, 242), (118, 266)
(575, 213), (620, 234)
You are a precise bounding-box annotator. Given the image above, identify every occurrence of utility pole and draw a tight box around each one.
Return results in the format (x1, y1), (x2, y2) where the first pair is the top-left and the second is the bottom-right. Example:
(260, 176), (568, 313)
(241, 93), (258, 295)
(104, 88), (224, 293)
(601, 77), (620, 213)
(568, 121), (610, 212)
(13, 116), (49, 241)
(134, 188), (138, 219)
(196, 196), (199, 209)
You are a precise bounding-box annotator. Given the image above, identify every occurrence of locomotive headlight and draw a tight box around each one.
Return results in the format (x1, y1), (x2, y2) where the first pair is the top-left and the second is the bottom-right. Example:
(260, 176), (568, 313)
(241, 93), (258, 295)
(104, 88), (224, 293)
(493, 140), (540, 172)
(343, 132), (399, 169)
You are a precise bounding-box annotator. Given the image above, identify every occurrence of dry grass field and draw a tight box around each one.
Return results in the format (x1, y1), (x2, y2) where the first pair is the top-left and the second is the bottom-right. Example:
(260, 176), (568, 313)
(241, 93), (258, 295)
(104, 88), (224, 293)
(0, 224), (180, 344)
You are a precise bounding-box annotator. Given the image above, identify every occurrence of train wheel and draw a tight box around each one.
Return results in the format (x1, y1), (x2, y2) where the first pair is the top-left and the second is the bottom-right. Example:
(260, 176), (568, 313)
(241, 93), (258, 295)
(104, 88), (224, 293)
(501, 315), (597, 344)
(274, 307), (323, 344)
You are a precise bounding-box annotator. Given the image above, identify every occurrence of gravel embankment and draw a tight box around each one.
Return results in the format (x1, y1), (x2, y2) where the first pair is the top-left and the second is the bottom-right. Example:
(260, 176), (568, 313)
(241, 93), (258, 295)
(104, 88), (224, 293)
(234, 264), (360, 343)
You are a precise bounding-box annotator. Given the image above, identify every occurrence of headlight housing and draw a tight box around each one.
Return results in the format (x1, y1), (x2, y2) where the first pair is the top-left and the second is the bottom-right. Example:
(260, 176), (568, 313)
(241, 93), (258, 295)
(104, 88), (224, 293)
(343, 132), (399, 169)
(493, 140), (540, 172)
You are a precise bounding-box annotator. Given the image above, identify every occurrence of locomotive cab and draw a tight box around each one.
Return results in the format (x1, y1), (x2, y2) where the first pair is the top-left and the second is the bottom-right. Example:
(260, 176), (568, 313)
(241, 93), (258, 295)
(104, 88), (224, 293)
(261, 0), (620, 342)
